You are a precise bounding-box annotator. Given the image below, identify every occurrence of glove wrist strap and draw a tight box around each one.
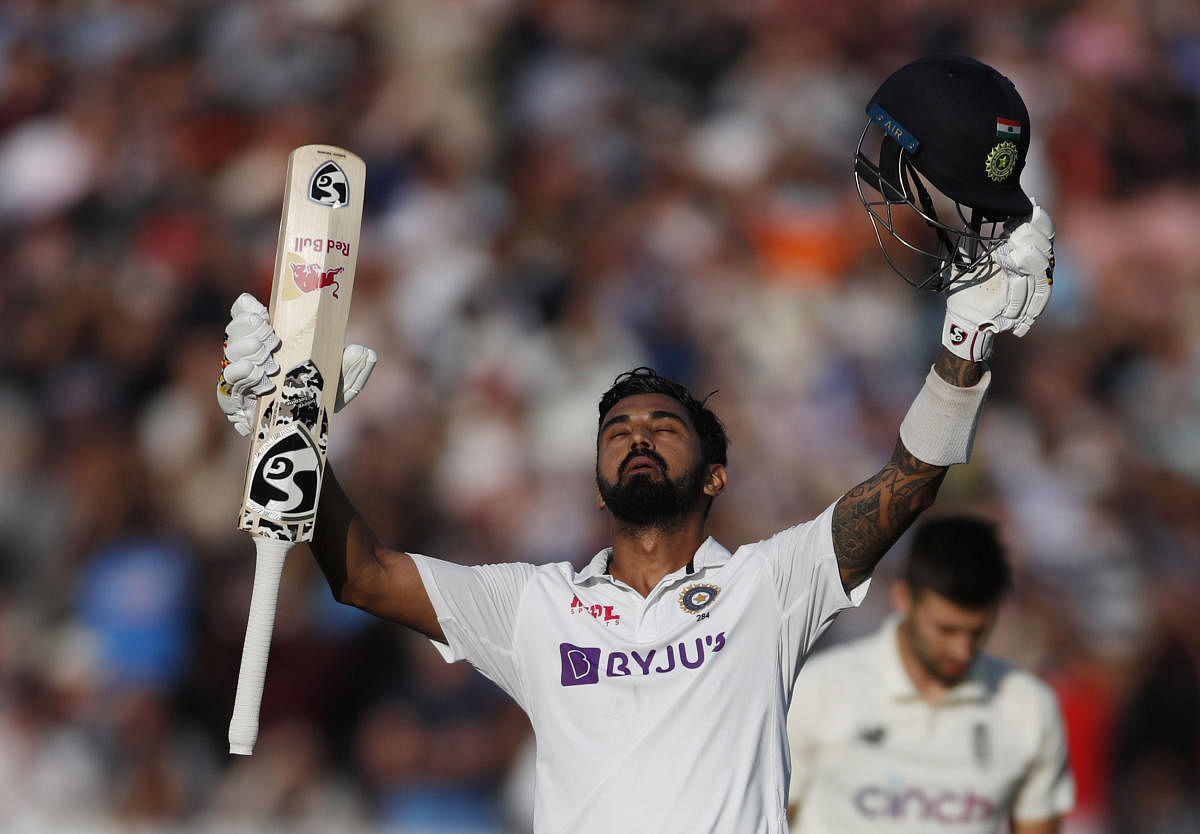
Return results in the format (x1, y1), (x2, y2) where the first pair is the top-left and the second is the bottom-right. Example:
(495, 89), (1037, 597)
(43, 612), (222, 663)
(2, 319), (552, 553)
(942, 311), (995, 362)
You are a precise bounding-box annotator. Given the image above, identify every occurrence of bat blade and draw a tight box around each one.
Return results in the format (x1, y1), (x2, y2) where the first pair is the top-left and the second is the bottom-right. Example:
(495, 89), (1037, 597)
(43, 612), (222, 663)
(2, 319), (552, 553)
(229, 144), (365, 756)
(238, 144), (365, 544)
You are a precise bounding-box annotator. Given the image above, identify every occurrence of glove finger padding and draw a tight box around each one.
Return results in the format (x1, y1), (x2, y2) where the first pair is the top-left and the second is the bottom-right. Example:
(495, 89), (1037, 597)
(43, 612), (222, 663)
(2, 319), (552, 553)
(224, 334), (281, 378)
(1014, 259), (1053, 337)
(225, 313), (279, 351)
(335, 344), (377, 412)
(942, 202), (1056, 360)
(222, 358), (275, 398)
(230, 292), (269, 320)
(999, 203), (1054, 338)
(219, 293), (279, 435)
(218, 392), (255, 436)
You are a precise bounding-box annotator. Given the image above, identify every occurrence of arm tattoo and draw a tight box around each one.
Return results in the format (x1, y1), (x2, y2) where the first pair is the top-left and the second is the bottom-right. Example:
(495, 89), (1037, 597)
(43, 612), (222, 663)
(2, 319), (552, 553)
(933, 348), (984, 387)
(832, 439), (948, 591)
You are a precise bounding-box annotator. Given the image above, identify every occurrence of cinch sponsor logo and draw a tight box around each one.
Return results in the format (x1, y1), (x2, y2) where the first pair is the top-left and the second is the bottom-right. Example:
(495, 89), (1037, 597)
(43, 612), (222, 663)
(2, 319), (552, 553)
(854, 786), (997, 824)
(569, 594), (620, 626)
(559, 633), (727, 687)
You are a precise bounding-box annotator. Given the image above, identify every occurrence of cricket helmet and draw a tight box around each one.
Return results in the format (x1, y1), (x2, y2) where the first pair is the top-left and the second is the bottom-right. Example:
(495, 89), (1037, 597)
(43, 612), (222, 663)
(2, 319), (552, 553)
(854, 55), (1033, 291)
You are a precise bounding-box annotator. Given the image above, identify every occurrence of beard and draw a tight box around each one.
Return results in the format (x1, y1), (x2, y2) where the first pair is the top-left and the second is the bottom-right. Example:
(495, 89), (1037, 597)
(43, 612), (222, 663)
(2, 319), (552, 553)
(597, 451), (710, 531)
(902, 618), (972, 688)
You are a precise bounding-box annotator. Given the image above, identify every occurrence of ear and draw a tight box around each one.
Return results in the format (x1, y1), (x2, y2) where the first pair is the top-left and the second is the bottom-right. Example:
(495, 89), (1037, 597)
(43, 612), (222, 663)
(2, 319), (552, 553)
(891, 581), (913, 616)
(597, 486), (606, 511)
(703, 464), (728, 498)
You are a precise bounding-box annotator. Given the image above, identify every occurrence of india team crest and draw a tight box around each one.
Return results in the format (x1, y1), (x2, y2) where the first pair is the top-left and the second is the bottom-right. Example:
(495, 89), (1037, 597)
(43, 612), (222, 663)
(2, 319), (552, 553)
(679, 583), (721, 613)
(984, 141), (1019, 182)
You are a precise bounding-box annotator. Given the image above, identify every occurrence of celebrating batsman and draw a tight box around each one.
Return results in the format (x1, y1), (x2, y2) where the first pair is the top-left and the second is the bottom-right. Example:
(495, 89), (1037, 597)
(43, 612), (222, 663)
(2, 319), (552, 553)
(218, 55), (1055, 833)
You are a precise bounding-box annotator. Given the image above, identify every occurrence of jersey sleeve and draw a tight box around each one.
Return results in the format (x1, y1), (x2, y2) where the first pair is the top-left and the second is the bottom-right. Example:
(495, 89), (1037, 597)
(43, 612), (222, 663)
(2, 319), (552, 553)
(761, 500), (871, 671)
(1012, 682), (1076, 823)
(409, 554), (538, 708)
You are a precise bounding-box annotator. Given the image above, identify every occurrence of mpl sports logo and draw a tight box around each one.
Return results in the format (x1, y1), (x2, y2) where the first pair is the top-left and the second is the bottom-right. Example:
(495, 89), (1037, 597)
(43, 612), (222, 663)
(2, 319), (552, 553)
(569, 595), (620, 626)
(559, 632), (727, 686)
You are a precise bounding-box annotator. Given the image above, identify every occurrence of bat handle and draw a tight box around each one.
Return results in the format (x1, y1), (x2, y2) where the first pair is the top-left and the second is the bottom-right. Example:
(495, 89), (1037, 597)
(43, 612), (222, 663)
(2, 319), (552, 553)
(228, 535), (293, 755)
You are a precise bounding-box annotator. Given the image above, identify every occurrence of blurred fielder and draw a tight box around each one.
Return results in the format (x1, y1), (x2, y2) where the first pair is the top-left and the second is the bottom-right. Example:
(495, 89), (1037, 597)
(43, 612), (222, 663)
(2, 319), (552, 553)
(218, 54), (1055, 833)
(787, 517), (1074, 834)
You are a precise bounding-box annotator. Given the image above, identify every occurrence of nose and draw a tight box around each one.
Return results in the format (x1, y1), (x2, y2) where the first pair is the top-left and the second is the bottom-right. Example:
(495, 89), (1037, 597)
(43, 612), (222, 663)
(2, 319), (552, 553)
(628, 423), (655, 449)
(948, 635), (975, 665)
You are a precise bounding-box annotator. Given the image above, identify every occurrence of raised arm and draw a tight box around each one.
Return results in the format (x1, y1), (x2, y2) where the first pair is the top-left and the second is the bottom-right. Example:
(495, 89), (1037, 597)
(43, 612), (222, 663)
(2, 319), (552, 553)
(832, 203), (1054, 592)
(832, 350), (981, 591)
(308, 466), (444, 641)
(218, 293), (443, 641)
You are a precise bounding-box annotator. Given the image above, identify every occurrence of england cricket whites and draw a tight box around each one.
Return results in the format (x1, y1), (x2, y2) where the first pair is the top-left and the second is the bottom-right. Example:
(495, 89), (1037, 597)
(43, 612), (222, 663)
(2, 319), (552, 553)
(228, 145), (365, 755)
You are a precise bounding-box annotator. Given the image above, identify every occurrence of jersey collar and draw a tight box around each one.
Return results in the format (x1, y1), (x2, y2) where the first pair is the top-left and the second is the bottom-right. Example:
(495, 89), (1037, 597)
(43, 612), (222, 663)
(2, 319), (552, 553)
(878, 614), (990, 703)
(574, 536), (731, 586)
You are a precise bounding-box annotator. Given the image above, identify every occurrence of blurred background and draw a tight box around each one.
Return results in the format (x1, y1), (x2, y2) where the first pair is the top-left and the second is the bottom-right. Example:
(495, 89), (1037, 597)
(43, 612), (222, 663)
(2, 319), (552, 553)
(1, 0), (1198, 831)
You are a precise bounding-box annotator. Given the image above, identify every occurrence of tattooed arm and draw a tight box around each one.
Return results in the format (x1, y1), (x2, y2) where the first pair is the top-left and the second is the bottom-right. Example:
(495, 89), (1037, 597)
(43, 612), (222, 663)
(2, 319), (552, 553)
(831, 349), (984, 592)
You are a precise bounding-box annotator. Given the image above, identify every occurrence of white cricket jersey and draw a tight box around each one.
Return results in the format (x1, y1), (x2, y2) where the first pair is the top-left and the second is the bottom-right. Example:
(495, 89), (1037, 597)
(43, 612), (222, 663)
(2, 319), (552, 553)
(410, 501), (868, 834)
(787, 616), (1074, 834)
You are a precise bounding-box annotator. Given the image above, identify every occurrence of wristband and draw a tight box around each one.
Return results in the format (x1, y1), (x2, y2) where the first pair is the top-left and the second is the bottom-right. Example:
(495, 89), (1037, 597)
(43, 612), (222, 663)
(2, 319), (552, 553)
(899, 366), (991, 466)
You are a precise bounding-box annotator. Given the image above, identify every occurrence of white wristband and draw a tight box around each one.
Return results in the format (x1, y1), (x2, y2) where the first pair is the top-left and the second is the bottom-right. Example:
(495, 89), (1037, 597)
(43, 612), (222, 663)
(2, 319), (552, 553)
(899, 366), (992, 466)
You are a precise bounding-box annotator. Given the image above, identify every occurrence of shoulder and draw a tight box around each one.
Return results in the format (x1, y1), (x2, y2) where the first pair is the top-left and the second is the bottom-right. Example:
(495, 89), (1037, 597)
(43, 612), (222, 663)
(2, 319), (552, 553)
(977, 655), (1064, 722)
(734, 501), (839, 568)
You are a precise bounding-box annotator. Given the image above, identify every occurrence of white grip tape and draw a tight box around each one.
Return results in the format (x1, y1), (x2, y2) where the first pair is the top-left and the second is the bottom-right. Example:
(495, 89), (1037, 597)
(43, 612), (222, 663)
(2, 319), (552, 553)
(228, 536), (292, 755)
(899, 366), (992, 466)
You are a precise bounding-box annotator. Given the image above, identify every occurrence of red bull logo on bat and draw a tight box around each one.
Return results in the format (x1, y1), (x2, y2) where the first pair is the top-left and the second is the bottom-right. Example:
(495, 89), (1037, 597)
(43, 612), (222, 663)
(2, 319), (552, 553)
(289, 262), (344, 298)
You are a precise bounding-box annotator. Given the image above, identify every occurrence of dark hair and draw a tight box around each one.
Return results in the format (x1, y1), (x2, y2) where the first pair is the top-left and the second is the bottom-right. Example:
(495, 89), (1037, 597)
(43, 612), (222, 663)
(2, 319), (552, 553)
(597, 367), (728, 466)
(903, 516), (1012, 608)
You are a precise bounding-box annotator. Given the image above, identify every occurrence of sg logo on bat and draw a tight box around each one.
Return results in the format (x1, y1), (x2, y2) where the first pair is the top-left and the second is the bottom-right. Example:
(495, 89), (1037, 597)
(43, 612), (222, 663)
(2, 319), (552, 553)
(308, 160), (351, 208)
(246, 426), (322, 520)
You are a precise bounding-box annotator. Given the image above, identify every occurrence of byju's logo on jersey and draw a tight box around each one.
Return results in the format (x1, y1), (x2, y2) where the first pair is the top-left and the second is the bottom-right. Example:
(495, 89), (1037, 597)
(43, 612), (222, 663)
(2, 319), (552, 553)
(558, 633), (727, 687)
(560, 644), (602, 686)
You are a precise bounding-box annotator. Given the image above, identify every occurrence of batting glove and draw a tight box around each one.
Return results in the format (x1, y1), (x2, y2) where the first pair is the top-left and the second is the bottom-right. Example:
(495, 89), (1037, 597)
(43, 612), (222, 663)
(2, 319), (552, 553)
(217, 293), (378, 436)
(942, 202), (1054, 362)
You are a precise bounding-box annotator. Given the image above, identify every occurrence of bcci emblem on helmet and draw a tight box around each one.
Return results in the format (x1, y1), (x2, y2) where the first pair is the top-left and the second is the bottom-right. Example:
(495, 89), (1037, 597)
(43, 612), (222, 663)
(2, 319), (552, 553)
(985, 141), (1020, 183)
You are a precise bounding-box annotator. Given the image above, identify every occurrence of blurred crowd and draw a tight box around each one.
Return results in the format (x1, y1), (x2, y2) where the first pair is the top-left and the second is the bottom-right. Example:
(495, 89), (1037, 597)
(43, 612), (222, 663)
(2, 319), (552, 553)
(1, 0), (1199, 831)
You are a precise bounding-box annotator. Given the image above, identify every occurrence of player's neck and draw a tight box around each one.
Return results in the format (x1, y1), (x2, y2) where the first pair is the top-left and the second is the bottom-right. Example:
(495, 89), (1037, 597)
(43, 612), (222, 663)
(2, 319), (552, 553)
(608, 517), (707, 597)
(895, 621), (952, 703)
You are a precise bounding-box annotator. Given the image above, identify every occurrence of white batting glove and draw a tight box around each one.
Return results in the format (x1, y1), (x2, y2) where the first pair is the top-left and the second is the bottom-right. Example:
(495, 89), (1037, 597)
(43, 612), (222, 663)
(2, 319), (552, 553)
(335, 344), (377, 412)
(942, 202), (1054, 362)
(217, 293), (378, 436)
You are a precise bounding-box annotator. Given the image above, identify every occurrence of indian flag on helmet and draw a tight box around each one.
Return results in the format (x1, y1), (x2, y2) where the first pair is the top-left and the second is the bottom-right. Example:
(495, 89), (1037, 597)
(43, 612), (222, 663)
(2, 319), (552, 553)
(996, 117), (1022, 138)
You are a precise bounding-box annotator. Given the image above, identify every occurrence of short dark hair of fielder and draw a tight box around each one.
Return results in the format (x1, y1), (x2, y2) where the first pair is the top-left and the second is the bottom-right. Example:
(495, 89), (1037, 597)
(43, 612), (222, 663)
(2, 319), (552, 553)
(903, 516), (1012, 608)
(598, 367), (729, 467)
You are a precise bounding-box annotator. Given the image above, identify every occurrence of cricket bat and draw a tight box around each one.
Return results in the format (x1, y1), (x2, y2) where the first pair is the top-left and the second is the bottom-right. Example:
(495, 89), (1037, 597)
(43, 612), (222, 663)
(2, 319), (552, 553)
(228, 145), (366, 755)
